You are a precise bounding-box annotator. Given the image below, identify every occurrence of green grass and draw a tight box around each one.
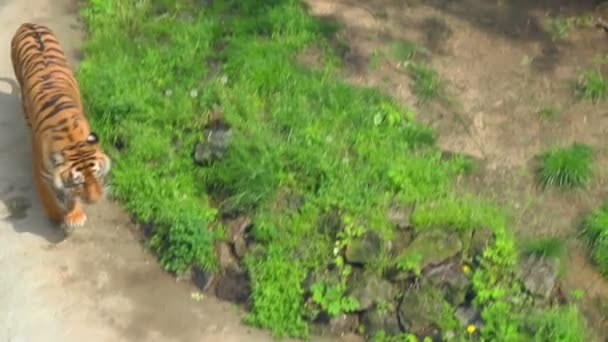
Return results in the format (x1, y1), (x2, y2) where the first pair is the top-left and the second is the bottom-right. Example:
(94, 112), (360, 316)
(536, 143), (593, 189)
(78, 0), (590, 339)
(577, 69), (608, 102)
(582, 201), (608, 276)
(520, 236), (566, 259)
(539, 106), (559, 121)
(407, 63), (441, 102)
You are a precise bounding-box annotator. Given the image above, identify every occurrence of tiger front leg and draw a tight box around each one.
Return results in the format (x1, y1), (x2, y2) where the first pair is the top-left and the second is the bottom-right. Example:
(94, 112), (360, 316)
(63, 197), (87, 235)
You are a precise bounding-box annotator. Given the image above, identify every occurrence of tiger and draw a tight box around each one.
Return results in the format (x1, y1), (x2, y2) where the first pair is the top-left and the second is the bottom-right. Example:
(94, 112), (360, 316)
(10, 23), (111, 234)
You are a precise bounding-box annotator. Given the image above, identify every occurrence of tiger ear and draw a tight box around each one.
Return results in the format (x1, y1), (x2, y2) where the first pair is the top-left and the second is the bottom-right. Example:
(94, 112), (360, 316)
(51, 152), (64, 167)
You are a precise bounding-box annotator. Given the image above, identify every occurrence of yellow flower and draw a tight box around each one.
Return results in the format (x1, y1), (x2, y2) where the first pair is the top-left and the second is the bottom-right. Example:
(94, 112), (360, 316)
(462, 264), (471, 274)
(467, 324), (477, 334)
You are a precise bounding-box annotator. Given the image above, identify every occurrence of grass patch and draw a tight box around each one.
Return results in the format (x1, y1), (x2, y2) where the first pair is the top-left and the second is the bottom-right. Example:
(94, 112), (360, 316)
(545, 14), (595, 41)
(581, 201), (608, 276)
(520, 236), (566, 259)
(539, 105), (559, 121)
(78, 0), (590, 339)
(407, 63), (441, 103)
(536, 143), (593, 189)
(576, 69), (608, 103)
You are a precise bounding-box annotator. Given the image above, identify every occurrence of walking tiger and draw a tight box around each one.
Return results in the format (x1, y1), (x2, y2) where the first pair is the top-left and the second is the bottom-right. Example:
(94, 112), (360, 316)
(10, 23), (111, 234)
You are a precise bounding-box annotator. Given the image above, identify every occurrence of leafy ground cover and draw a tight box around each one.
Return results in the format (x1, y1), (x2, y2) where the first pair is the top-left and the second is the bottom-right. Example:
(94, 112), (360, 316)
(78, 0), (592, 340)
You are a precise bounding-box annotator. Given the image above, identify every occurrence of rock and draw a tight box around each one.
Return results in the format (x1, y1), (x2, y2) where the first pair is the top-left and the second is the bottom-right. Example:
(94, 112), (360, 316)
(398, 286), (448, 335)
(386, 229), (414, 257)
(347, 271), (397, 311)
(216, 241), (242, 274)
(214, 267), (251, 304)
(361, 307), (401, 339)
(193, 126), (232, 166)
(399, 229), (462, 270)
(140, 221), (156, 239)
(470, 227), (495, 257)
(226, 215), (252, 258)
(517, 255), (559, 299)
(345, 230), (382, 265)
(328, 313), (359, 336)
(387, 202), (415, 229)
(424, 261), (471, 306)
(191, 264), (216, 291)
(455, 305), (483, 328)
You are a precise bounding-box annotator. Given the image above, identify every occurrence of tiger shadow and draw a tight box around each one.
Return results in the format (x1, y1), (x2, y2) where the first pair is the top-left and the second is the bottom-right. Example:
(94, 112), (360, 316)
(0, 76), (65, 244)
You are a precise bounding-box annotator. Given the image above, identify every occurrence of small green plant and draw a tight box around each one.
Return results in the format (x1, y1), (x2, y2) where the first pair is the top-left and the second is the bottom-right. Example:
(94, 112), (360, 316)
(310, 281), (359, 316)
(577, 69), (608, 102)
(570, 288), (585, 301)
(539, 106), (559, 121)
(545, 15), (594, 41)
(407, 63), (441, 102)
(390, 40), (419, 62)
(536, 143), (593, 189)
(546, 16), (571, 40)
(368, 49), (385, 70)
(581, 202), (608, 276)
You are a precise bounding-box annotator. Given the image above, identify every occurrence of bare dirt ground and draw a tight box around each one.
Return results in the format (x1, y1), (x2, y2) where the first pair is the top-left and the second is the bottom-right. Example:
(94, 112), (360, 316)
(302, 0), (608, 338)
(0, 1), (360, 341)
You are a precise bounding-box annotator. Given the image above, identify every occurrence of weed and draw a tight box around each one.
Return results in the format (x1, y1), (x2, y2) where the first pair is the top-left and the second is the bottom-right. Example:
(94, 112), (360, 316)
(389, 40), (419, 62)
(577, 69), (608, 102)
(545, 15), (595, 41)
(536, 143), (593, 189)
(546, 16), (571, 41)
(539, 106), (559, 121)
(581, 202), (608, 276)
(368, 48), (385, 70)
(407, 63), (441, 102)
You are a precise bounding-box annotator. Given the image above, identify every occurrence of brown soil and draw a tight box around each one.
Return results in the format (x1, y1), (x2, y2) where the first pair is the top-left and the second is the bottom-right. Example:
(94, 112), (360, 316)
(302, 0), (608, 338)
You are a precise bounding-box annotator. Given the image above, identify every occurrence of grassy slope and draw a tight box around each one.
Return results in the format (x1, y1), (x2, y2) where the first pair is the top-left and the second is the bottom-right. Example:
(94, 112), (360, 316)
(78, 0), (591, 340)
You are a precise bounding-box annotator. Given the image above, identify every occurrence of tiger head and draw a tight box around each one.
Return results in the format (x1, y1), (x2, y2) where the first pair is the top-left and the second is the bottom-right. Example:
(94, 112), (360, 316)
(49, 132), (111, 205)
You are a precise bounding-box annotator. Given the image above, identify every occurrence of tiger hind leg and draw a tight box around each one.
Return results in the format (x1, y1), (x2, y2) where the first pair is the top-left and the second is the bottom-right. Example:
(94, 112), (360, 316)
(32, 161), (63, 225)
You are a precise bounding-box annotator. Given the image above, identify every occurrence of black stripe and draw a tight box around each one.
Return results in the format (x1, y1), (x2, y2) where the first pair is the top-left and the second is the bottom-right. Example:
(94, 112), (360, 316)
(34, 101), (77, 133)
(40, 93), (64, 112)
(16, 44), (39, 61)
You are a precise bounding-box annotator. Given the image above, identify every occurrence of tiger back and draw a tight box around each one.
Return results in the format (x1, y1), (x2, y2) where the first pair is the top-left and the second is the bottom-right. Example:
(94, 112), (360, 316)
(10, 23), (111, 233)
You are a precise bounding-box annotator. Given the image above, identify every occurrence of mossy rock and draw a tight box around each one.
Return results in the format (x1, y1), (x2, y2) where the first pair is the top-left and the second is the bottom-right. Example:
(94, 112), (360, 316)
(425, 261), (471, 307)
(361, 306), (401, 339)
(398, 285), (450, 335)
(345, 230), (383, 265)
(346, 270), (398, 311)
(398, 228), (463, 271)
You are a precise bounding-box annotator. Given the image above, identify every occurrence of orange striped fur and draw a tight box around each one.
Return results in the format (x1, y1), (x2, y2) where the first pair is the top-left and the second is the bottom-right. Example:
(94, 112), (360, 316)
(10, 23), (111, 234)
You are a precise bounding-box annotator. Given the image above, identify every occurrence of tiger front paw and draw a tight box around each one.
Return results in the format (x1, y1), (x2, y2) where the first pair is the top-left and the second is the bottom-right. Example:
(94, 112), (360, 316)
(63, 208), (87, 235)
